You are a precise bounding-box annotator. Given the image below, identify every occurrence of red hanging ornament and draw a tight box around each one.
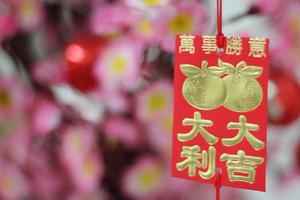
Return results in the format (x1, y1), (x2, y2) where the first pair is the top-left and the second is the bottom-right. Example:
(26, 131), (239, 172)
(268, 68), (300, 125)
(172, 0), (269, 196)
(65, 33), (109, 92)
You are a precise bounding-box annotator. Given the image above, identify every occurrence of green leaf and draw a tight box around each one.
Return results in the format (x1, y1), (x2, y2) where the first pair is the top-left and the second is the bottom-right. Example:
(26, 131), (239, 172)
(240, 66), (263, 78)
(218, 59), (235, 74)
(236, 61), (247, 74)
(180, 64), (201, 77)
(208, 67), (226, 76)
(237, 61), (247, 70)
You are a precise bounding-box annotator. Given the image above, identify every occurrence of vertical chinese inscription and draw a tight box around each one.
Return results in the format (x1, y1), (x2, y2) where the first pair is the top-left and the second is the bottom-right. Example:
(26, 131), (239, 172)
(226, 36), (243, 55)
(222, 115), (265, 151)
(220, 150), (264, 183)
(202, 36), (217, 54)
(179, 35), (196, 54)
(177, 145), (216, 179)
(177, 112), (218, 145)
(248, 38), (267, 58)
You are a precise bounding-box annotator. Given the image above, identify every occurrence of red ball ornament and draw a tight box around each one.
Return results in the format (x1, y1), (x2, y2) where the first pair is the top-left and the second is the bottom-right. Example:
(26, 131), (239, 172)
(65, 33), (109, 92)
(269, 68), (300, 124)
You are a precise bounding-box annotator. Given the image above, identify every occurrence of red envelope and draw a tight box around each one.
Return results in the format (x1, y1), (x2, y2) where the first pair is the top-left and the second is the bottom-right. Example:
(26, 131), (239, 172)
(172, 35), (269, 191)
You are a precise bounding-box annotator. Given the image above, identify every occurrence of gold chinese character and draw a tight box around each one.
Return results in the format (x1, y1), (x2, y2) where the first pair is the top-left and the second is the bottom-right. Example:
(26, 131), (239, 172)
(176, 145), (216, 179)
(179, 35), (195, 54)
(226, 36), (243, 55)
(220, 150), (264, 184)
(222, 115), (264, 151)
(202, 36), (217, 54)
(248, 38), (266, 58)
(177, 112), (218, 145)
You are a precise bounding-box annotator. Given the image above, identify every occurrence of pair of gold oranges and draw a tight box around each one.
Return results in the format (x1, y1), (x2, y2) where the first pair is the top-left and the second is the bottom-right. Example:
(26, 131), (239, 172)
(181, 59), (263, 112)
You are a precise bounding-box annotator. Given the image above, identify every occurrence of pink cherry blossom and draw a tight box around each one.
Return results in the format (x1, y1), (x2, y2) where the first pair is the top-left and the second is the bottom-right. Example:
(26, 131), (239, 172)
(60, 125), (96, 169)
(94, 37), (142, 92)
(0, 75), (33, 120)
(60, 125), (104, 192)
(272, 39), (300, 71)
(146, 112), (173, 157)
(69, 151), (104, 192)
(31, 170), (63, 200)
(28, 151), (64, 200)
(0, 165), (29, 200)
(276, 2), (300, 44)
(31, 97), (62, 135)
(0, 112), (28, 140)
(252, 0), (281, 14)
(156, 0), (207, 52)
(63, 0), (101, 6)
(0, 1), (18, 42)
(270, 2), (300, 73)
(0, 129), (30, 166)
(94, 91), (130, 114)
(135, 80), (173, 123)
(12, 0), (45, 32)
(122, 157), (165, 199)
(66, 189), (109, 200)
(90, 4), (138, 35)
(123, 0), (170, 9)
(128, 10), (160, 44)
(32, 57), (66, 85)
(159, 176), (195, 199)
(0, 15), (18, 42)
(104, 116), (141, 148)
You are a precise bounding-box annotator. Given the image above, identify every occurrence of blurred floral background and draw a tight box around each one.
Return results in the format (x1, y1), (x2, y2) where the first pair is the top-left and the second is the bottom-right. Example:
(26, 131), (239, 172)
(0, 0), (300, 199)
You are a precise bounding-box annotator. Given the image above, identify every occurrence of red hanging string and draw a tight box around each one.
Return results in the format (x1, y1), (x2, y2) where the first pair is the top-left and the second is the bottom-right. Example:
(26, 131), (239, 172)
(216, 0), (225, 49)
(216, 186), (221, 200)
(215, 168), (222, 200)
(215, 1), (224, 199)
(216, 184), (221, 200)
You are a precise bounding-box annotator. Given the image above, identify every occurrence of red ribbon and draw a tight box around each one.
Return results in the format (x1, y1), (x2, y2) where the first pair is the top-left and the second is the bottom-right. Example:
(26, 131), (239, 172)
(216, 0), (225, 49)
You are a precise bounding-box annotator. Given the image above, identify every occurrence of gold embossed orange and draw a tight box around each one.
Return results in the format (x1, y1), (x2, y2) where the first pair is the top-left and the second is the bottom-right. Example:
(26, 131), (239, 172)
(219, 59), (263, 112)
(181, 61), (226, 110)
